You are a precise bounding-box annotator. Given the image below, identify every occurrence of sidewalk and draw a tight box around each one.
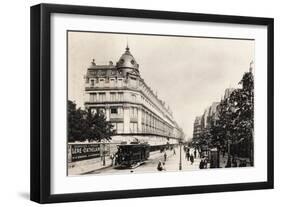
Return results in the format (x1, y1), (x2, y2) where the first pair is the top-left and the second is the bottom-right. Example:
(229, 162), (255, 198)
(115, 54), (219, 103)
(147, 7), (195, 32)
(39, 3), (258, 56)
(69, 149), (175, 175)
(68, 157), (113, 175)
(157, 147), (201, 171)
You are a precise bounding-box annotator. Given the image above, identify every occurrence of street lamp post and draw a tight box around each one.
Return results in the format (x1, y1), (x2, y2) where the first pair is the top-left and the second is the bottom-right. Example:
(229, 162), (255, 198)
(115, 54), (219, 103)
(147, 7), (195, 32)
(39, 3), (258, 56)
(179, 141), (182, 170)
(103, 143), (106, 166)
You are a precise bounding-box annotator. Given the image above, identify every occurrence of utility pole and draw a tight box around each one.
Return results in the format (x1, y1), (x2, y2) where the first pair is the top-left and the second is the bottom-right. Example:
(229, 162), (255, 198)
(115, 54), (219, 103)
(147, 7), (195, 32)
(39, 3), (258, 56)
(179, 140), (182, 170)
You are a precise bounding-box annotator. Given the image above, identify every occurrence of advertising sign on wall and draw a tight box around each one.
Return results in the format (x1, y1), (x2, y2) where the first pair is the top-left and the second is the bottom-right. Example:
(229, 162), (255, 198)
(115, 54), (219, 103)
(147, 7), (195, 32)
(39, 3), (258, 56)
(70, 144), (101, 162)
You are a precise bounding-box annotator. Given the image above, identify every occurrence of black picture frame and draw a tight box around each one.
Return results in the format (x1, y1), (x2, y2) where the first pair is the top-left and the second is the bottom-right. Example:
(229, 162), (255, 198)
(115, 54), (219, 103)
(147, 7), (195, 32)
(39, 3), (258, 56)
(30, 3), (274, 204)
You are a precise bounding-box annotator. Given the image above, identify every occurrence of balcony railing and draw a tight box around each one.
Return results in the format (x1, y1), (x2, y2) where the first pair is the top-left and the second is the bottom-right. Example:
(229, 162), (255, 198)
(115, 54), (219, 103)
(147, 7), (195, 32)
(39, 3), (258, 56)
(85, 82), (142, 92)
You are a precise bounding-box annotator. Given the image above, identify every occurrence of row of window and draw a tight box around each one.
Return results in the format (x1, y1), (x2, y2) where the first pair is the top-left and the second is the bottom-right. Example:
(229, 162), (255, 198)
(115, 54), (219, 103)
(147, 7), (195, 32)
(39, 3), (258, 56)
(140, 94), (165, 120)
(88, 77), (138, 88)
(89, 91), (163, 115)
(111, 122), (138, 133)
(89, 78), (124, 87)
(111, 122), (172, 135)
(141, 110), (172, 134)
(110, 92), (124, 102)
(89, 107), (173, 135)
(141, 124), (171, 135)
(111, 122), (124, 134)
(88, 70), (121, 77)
(139, 84), (173, 121)
(110, 106), (138, 120)
(89, 92), (137, 103)
(89, 92), (106, 102)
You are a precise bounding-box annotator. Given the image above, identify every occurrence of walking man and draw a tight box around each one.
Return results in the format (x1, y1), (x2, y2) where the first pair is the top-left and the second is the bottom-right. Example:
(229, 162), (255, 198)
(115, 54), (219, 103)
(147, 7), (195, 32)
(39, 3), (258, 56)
(110, 154), (114, 166)
(186, 151), (190, 161)
(190, 153), (194, 165)
(164, 151), (167, 162)
(199, 159), (205, 169)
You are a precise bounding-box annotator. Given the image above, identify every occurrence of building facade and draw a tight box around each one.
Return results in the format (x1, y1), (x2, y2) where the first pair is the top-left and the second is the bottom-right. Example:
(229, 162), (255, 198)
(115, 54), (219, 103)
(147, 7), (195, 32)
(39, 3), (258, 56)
(193, 116), (202, 141)
(224, 88), (235, 100)
(84, 46), (183, 145)
(192, 88), (239, 143)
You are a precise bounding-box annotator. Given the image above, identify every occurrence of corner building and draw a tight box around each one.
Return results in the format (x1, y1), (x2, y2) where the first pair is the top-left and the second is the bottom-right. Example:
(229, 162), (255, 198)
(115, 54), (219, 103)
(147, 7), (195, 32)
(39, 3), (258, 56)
(84, 46), (183, 146)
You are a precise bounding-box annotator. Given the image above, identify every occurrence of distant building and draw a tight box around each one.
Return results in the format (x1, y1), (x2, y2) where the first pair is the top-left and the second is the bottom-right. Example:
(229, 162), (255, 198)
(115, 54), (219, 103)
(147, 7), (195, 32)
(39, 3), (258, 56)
(192, 101), (220, 141)
(202, 108), (209, 129)
(208, 102), (220, 126)
(192, 62), (254, 159)
(224, 88), (235, 100)
(200, 102), (220, 129)
(84, 45), (183, 145)
(193, 116), (202, 141)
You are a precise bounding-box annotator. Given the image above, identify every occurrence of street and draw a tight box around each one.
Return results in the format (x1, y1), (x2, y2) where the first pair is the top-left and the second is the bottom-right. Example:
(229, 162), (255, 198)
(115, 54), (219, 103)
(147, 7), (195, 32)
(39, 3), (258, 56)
(86, 147), (201, 174)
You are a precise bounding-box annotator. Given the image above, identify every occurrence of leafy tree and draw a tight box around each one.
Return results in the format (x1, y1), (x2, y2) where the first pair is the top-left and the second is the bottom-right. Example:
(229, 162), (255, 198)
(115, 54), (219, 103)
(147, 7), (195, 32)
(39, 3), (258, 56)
(196, 127), (212, 149)
(209, 119), (225, 149)
(236, 71), (254, 163)
(67, 100), (86, 142)
(84, 109), (114, 142)
(208, 96), (234, 151)
(209, 70), (254, 162)
(67, 100), (115, 142)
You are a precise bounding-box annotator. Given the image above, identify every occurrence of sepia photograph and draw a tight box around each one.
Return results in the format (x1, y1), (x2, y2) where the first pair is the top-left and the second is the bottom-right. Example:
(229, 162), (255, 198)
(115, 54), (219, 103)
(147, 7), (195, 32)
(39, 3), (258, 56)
(30, 4), (273, 203)
(67, 31), (255, 176)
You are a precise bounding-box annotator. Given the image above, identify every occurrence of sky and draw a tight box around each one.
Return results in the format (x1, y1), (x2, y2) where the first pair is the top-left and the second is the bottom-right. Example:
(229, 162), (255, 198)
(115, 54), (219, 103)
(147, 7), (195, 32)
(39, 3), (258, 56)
(68, 31), (254, 139)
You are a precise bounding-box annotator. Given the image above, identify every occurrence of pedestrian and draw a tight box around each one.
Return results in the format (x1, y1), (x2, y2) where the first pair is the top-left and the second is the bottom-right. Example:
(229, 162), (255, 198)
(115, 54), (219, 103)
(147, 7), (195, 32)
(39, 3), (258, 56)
(164, 151), (167, 161)
(199, 159), (205, 169)
(162, 162), (166, 171)
(173, 148), (176, 155)
(194, 149), (197, 158)
(232, 159), (238, 167)
(190, 154), (194, 165)
(198, 149), (202, 158)
(114, 153), (118, 165)
(225, 156), (231, 168)
(186, 151), (190, 161)
(204, 157), (208, 168)
(110, 154), (114, 166)
(157, 160), (163, 171)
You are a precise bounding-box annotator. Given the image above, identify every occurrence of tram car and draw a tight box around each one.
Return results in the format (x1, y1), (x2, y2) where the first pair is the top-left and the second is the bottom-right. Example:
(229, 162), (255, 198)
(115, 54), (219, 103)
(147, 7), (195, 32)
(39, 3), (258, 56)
(115, 142), (150, 169)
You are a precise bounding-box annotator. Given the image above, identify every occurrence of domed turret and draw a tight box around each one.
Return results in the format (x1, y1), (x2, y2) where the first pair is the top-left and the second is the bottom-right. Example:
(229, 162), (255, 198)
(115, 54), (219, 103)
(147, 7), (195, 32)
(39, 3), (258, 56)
(116, 45), (139, 74)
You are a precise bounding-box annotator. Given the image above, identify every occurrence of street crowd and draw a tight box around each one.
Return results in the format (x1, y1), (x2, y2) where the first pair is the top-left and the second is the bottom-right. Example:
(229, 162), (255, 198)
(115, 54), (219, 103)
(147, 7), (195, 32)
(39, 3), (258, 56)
(156, 146), (208, 171)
